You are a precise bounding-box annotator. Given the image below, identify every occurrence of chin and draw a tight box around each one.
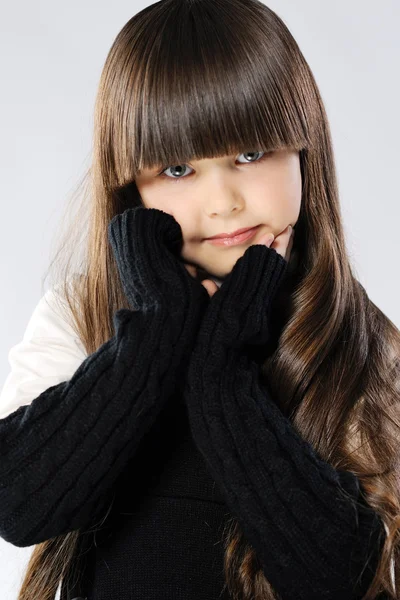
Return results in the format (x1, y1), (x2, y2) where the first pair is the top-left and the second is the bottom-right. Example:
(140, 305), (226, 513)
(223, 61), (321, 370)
(196, 265), (225, 280)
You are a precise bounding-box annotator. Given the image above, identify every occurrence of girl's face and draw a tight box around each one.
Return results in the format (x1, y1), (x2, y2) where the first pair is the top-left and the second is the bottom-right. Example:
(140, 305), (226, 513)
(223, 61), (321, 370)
(134, 148), (302, 280)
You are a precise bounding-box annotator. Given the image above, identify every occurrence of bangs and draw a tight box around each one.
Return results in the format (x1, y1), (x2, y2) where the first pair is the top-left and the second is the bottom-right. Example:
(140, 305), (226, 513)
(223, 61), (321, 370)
(118, 0), (313, 175)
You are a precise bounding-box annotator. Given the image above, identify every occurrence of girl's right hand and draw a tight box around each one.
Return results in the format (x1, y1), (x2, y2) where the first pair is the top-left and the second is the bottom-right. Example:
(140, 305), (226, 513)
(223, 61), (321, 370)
(108, 206), (210, 321)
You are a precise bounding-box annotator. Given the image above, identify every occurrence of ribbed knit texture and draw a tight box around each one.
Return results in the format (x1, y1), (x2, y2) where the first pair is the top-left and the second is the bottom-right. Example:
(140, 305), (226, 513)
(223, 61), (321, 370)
(0, 210), (386, 600)
(71, 394), (232, 600)
(184, 243), (386, 600)
(0, 206), (209, 548)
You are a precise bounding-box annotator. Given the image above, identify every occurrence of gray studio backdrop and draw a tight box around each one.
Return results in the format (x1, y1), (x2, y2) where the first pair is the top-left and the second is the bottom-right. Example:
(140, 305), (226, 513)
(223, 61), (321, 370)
(0, 1), (399, 598)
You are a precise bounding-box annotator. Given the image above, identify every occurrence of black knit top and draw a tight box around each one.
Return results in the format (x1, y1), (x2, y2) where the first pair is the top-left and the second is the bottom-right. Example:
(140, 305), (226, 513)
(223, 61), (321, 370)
(0, 207), (386, 600)
(74, 392), (233, 600)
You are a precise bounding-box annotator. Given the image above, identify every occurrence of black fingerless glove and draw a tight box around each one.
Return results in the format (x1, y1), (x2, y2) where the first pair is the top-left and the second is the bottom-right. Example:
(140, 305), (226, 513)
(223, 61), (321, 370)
(108, 205), (210, 388)
(196, 243), (288, 350)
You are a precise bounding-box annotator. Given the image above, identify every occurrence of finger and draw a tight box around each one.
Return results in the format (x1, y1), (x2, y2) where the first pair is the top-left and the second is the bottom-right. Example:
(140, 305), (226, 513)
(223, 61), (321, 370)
(201, 279), (219, 297)
(285, 229), (294, 262)
(270, 225), (293, 260)
(286, 225), (295, 255)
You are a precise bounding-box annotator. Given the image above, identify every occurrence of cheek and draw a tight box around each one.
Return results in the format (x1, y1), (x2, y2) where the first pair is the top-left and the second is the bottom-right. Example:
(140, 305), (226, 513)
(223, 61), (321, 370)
(133, 188), (190, 239)
(285, 156), (303, 214)
(267, 168), (302, 220)
(135, 180), (174, 211)
(285, 186), (302, 219)
(253, 187), (300, 224)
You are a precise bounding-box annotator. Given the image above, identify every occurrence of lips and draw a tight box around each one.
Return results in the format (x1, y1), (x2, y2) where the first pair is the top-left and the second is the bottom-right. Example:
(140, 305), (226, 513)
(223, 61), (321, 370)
(204, 225), (261, 246)
(205, 225), (259, 240)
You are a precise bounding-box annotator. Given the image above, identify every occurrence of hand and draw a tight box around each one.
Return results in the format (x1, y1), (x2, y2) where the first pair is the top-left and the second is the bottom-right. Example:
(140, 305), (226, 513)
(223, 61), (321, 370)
(184, 224), (295, 298)
(108, 206), (210, 325)
(187, 225), (295, 349)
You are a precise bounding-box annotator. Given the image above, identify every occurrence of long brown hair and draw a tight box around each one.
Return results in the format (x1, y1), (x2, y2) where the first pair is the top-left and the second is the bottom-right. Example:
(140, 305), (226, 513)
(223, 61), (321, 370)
(18, 1), (400, 598)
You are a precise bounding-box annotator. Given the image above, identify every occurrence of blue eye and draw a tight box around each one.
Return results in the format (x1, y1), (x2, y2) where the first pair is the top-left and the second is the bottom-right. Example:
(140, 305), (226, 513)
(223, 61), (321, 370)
(158, 150), (268, 183)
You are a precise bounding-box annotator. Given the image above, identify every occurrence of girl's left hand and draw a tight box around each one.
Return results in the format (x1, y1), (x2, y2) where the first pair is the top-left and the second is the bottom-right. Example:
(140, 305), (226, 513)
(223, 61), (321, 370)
(185, 224), (295, 298)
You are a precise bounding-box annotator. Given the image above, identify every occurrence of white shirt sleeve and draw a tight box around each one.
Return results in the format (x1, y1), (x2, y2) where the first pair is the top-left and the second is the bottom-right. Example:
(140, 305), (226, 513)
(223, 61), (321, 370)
(0, 284), (87, 420)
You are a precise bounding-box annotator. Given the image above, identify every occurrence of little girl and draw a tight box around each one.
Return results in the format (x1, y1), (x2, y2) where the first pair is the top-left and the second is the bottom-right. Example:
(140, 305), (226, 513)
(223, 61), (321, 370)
(0, 1), (399, 599)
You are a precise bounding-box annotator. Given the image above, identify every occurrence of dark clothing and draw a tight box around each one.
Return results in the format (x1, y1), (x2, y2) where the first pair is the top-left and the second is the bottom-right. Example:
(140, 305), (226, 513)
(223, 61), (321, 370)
(0, 209), (386, 600)
(72, 395), (232, 600)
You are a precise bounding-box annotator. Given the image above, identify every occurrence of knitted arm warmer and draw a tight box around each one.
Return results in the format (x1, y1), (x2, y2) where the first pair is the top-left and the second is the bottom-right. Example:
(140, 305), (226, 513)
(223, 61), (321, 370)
(0, 207), (208, 547)
(184, 244), (385, 600)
